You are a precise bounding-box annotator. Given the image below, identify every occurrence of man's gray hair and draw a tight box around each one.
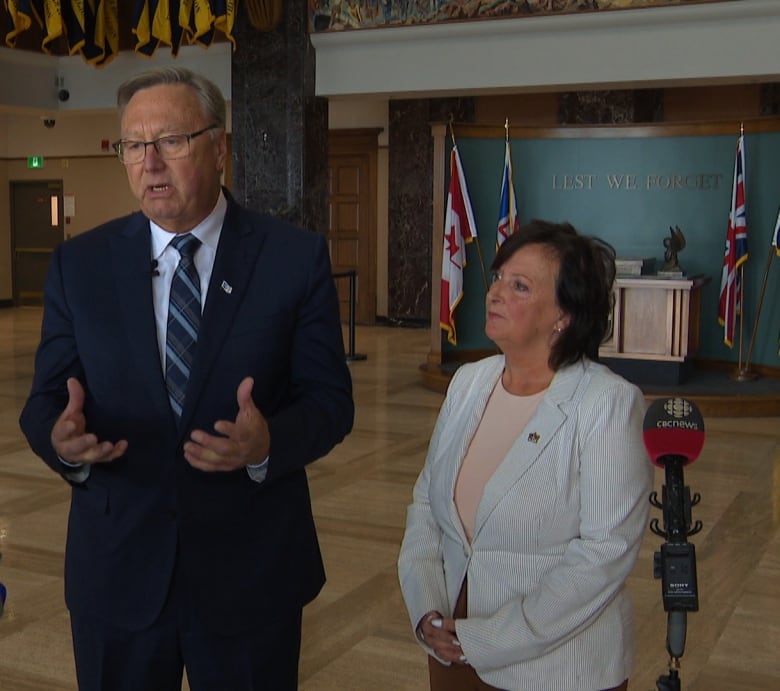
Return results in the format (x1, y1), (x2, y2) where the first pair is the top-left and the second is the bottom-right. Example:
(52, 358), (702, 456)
(116, 66), (226, 130)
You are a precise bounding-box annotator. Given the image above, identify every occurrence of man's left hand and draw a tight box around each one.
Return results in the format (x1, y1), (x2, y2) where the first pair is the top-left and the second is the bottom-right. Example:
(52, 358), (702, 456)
(184, 377), (270, 472)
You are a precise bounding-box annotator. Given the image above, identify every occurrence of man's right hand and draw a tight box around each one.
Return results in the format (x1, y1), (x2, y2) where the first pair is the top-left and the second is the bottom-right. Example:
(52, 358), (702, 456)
(51, 377), (128, 464)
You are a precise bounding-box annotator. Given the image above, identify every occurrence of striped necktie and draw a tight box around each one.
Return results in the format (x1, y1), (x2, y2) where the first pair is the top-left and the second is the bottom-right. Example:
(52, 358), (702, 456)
(165, 233), (202, 420)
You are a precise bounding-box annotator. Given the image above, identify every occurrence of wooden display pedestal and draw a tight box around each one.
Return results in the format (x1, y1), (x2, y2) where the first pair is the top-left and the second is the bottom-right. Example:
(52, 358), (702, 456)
(599, 275), (709, 385)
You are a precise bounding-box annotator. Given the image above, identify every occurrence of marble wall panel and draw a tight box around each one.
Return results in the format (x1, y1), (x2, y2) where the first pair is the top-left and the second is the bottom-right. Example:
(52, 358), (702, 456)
(559, 89), (664, 124)
(387, 97), (474, 322)
(760, 83), (780, 116)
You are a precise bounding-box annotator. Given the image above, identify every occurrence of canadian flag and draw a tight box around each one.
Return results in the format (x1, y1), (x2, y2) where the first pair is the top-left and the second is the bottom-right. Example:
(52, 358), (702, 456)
(440, 146), (478, 346)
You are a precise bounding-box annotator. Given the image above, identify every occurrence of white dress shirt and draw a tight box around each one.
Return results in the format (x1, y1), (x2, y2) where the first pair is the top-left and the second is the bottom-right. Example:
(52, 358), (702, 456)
(149, 192), (225, 371)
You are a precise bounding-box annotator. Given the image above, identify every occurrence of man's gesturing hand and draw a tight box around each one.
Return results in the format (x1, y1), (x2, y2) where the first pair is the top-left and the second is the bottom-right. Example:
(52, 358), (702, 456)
(51, 377), (128, 464)
(184, 377), (270, 472)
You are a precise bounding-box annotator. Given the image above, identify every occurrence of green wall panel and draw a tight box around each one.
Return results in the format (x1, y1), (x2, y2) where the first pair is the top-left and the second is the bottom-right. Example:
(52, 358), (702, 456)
(445, 129), (780, 367)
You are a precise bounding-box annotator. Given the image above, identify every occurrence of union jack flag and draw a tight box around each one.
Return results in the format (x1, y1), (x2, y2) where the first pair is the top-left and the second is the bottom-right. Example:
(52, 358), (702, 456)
(718, 134), (749, 348)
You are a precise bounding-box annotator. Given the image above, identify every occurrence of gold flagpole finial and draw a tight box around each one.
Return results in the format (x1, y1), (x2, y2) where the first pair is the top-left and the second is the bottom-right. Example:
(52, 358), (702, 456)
(505, 118), (509, 142)
(449, 114), (456, 147)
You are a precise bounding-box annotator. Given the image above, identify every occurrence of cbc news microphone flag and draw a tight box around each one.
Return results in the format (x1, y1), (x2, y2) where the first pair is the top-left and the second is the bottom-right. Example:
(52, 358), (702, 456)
(496, 138), (520, 249)
(718, 133), (749, 348)
(440, 146), (478, 346)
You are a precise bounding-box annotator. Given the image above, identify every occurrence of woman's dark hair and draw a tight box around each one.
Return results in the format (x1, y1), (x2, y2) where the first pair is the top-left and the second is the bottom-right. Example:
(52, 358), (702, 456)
(490, 219), (616, 370)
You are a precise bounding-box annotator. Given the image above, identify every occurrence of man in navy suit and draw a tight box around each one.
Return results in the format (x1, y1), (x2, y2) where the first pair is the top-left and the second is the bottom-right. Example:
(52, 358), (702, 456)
(19, 66), (354, 691)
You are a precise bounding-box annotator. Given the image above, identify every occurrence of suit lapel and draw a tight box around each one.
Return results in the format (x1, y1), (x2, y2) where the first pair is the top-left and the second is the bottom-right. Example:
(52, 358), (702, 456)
(472, 362), (585, 542)
(110, 214), (172, 422)
(177, 200), (266, 431)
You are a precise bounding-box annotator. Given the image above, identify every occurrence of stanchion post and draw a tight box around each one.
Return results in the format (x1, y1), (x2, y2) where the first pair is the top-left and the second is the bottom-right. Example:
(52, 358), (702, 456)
(333, 270), (367, 362)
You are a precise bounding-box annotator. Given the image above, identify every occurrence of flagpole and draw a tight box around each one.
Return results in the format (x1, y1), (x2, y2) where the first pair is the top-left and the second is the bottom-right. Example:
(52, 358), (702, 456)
(731, 264), (757, 380)
(740, 242), (775, 379)
(473, 231), (490, 293)
(740, 205), (780, 379)
(448, 115), (456, 148)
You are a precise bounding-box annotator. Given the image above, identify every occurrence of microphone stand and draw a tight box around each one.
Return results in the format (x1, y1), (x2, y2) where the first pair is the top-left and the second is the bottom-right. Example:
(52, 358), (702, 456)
(649, 455), (702, 691)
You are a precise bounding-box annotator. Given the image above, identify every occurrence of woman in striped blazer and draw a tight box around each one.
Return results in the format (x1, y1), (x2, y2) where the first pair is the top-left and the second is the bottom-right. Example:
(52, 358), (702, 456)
(399, 221), (653, 691)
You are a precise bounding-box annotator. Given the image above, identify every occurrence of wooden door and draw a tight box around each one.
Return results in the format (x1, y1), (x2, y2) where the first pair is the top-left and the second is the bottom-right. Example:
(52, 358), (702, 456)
(328, 129), (381, 324)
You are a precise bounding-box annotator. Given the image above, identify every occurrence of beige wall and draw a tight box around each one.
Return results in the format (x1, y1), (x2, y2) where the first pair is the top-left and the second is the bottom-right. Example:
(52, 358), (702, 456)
(0, 111), (137, 302)
(5, 157), (136, 234)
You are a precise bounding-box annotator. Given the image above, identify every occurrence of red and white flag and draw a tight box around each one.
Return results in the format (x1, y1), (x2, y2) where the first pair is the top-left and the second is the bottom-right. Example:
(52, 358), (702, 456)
(496, 139), (519, 249)
(718, 134), (749, 348)
(440, 146), (478, 346)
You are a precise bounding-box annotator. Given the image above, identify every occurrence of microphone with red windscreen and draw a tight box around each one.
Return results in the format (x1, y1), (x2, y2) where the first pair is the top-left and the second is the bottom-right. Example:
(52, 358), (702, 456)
(643, 397), (704, 669)
(643, 396), (705, 469)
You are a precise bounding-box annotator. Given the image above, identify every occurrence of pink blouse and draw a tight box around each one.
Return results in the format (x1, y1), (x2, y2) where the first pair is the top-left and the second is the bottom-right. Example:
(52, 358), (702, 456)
(455, 378), (545, 541)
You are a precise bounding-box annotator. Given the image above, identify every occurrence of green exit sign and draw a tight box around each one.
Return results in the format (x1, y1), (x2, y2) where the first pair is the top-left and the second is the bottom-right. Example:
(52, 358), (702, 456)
(27, 156), (44, 168)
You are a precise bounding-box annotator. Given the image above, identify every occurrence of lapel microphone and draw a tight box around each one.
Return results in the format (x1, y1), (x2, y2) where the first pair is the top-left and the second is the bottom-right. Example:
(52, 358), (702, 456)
(149, 259), (160, 277)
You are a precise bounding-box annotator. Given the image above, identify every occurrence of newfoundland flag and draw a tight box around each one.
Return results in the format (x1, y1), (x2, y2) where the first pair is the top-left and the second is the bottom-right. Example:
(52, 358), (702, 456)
(718, 134), (749, 348)
(496, 139), (519, 249)
(440, 146), (478, 346)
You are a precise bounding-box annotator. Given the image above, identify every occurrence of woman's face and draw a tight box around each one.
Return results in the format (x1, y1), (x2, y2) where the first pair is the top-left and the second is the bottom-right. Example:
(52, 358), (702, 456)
(485, 243), (569, 361)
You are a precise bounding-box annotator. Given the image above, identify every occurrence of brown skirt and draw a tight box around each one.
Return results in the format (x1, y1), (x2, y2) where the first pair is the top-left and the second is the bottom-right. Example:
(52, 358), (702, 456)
(427, 580), (629, 691)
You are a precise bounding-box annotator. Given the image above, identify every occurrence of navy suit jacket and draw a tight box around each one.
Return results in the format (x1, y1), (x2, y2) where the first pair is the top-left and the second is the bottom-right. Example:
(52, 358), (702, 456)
(19, 191), (354, 633)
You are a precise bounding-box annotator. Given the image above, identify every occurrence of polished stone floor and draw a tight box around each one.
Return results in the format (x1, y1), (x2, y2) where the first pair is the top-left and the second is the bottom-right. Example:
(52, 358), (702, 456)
(0, 307), (779, 690)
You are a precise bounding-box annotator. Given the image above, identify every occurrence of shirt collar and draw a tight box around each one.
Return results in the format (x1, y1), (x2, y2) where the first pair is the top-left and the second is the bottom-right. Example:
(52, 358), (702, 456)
(149, 190), (227, 260)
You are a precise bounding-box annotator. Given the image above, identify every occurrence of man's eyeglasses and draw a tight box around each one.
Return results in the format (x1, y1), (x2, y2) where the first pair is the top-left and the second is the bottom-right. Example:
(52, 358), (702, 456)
(112, 125), (219, 164)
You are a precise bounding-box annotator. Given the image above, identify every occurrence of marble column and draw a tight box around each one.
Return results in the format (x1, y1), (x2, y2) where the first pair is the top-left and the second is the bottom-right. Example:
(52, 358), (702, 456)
(230, 1), (328, 233)
(387, 97), (474, 323)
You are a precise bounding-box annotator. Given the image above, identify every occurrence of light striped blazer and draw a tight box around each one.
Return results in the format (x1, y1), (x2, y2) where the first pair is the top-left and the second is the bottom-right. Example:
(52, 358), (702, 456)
(398, 355), (653, 691)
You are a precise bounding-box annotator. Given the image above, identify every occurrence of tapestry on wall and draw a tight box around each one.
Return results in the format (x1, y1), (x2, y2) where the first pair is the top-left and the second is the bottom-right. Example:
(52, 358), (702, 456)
(309, 1), (733, 33)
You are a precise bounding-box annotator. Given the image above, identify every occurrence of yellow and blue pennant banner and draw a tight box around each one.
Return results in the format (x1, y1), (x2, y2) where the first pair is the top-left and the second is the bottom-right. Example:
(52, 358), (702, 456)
(3, 0), (235, 64)
(134, 0), (235, 55)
